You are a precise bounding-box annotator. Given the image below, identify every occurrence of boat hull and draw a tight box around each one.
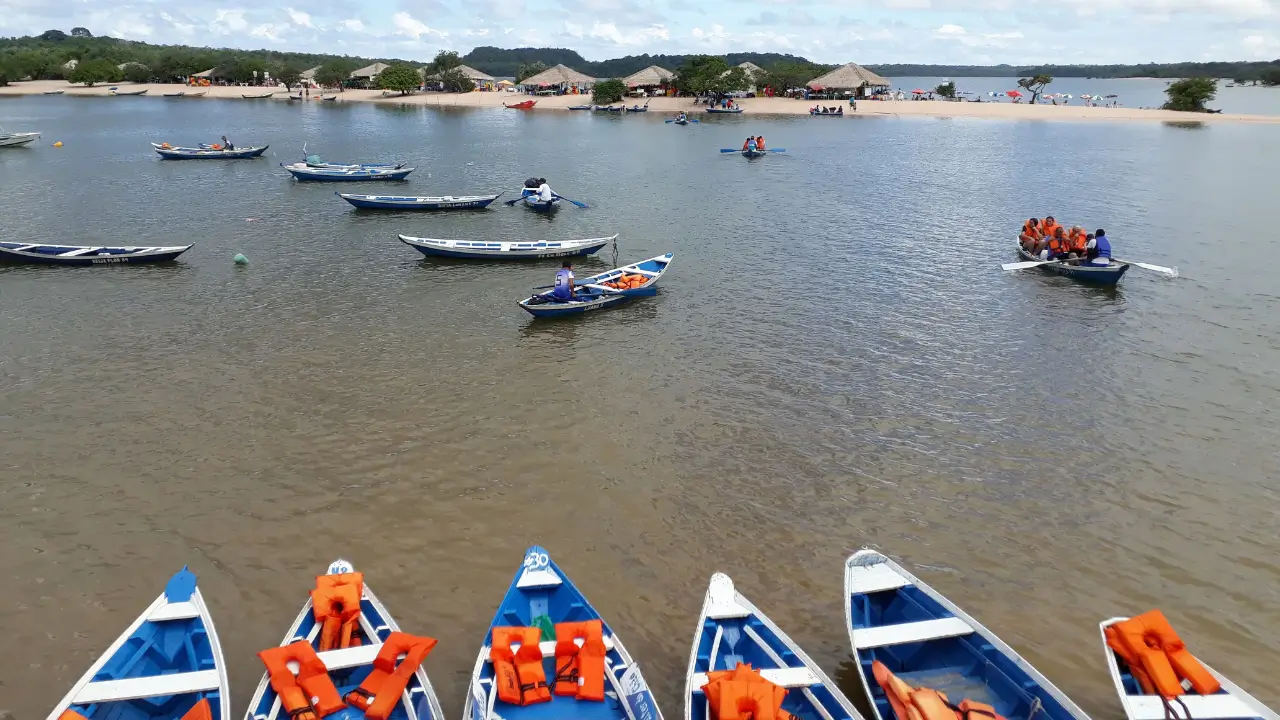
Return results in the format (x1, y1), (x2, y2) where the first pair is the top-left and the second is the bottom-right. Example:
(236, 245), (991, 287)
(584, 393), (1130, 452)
(1016, 244), (1127, 285)
(742, 150), (765, 158)
(399, 234), (613, 259)
(45, 568), (230, 720)
(504, 100), (537, 109)
(705, 108), (743, 114)
(686, 573), (860, 720)
(0, 242), (192, 265)
(521, 191), (560, 212)
(283, 163), (413, 181)
(156, 146), (268, 159)
(846, 549), (1090, 720)
(0, 132), (41, 148)
(810, 111), (845, 116)
(338, 192), (501, 210)
(461, 546), (665, 720)
(242, 559), (444, 720)
(519, 252), (673, 318)
(674, 119), (689, 125)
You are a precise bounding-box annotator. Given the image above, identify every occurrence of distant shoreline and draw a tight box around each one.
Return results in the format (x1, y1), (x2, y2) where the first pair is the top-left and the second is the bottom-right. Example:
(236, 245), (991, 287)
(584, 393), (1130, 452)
(3, 80), (1276, 125)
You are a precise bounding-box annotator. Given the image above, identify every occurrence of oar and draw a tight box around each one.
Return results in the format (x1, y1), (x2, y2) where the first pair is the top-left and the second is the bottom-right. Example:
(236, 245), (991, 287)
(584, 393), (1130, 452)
(503, 195), (525, 206)
(720, 148), (746, 153)
(1114, 258), (1178, 277)
(766, 148), (786, 153)
(553, 193), (588, 209)
(1001, 257), (1072, 271)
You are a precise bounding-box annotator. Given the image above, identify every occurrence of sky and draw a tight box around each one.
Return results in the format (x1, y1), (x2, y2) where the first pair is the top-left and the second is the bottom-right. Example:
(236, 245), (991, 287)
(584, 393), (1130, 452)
(2, 0), (1278, 66)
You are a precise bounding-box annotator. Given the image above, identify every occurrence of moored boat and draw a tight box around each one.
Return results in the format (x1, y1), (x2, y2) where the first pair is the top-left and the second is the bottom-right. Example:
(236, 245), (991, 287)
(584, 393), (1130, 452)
(461, 546), (664, 720)
(518, 252), (673, 317)
(46, 567), (230, 720)
(846, 548), (1090, 720)
(321, 95), (338, 101)
(163, 91), (186, 97)
(0, 241), (192, 265)
(568, 104), (592, 110)
(0, 130), (41, 148)
(685, 572), (861, 720)
(1015, 244), (1128, 285)
(504, 99), (537, 109)
(109, 88), (148, 96)
(241, 92), (273, 99)
(43, 89), (66, 95)
(282, 163), (414, 181)
(625, 105), (649, 113)
(399, 234), (615, 259)
(1100, 614), (1278, 720)
(705, 106), (744, 114)
(184, 91), (207, 97)
(337, 192), (502, 210)
(156, 145), (268, 159)
(243, 558), (445, 720)
(810, 109), (845, 116)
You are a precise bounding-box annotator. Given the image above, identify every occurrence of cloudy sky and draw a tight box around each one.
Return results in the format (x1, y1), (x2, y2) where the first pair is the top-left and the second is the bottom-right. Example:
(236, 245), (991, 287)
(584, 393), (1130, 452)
(2, 0), (1277, 65)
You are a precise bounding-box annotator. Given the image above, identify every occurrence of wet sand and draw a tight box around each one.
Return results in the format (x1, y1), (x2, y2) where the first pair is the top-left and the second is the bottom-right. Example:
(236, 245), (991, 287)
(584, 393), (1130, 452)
(3, 79), (1276, 124)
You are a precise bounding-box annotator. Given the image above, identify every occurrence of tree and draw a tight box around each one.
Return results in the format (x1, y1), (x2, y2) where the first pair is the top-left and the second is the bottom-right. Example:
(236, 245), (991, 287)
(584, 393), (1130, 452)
(217, 57), (267, 85)
(69, 57), (120, 86)
(0, 57), (15, 86)
(436, 67), (473, 93)
(376, 63), (420, 95)
(759, 61), (827, 96)
(71, 27), (93, 37)
(675, 55), (735, 96)
(1162, 77), (1217, 112)
(275, 64), (303, 88)
(40, 29), (69, 42)
(516, 61), (547, 83)
(592, 78), (626, 104)
(122, 63), (151, 83)
(1260, 67), (1280, 87)
(935, 81), (956, 98)
(430, 50), (462, 73)
(315, 60), (353, 88)
(1017, 74), (1052, 103)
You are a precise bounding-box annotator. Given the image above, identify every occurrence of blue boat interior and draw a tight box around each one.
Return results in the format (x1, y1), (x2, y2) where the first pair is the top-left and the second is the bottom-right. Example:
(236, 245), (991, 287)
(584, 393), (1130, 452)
(476, 547), (645, 720)
(851, 582), (1071, 720)
(248, 583), (433, 720)
(0, 243), (151, 256)
(70, 569), (223, 720)
(691, 610), (849, 720)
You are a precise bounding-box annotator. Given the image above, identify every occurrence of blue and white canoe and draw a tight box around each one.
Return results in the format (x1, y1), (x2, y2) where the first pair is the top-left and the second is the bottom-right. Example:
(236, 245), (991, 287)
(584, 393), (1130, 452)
(1099, 617), (1278, 720)
(282, 163), (414, 182)
(337, 192), (503, 210)
(243, 559), (444, 720)
(399, 234), (615, 260)
(462, 546), (664, 720)
(685, 573), (861, 720)
(0, 241), (192, 265)
(47, 567), (230, 720)
(155, 146), (267, 159)
(518, 252), (674, 318)
(519, 188), (560, 212)
(846, 549), (1090, 720)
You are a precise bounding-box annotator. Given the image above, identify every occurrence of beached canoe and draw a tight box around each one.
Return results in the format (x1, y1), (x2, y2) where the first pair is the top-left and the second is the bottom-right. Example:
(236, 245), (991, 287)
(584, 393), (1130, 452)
(846, 548), (1090, 720)
(243, 558), (445, 720)
(110, 88), (148, 96)
(686, 572), (861, 720)
(461, 546), (665, 720)
(0, 131), (41, 148)
(705, 107), (744, 114)
(1099, 616), (1279, 720)
(0, 241), (192, 265)
(1015, 244), (1128, 285)
(504, 100), (537, 109)
(399, 234), (615, 259)
(241, 92), (273, 99)
(282, 163), (414, 181)
(163, 92), (186, 97)
(46, 567), (230, 720)
(518, 252), (674, 318)
(625, 105), (649, 113)
(43, 89), (65, 95)
(156, 146), (267, 159)
(568, 104), (592, 110)
(337, 192), (502, 210)
(810, 110), (845, 116)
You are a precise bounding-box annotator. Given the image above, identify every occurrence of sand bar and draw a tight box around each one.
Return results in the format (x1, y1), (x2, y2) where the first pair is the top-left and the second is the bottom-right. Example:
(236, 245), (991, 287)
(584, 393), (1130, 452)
(3, 79), (1275, 125)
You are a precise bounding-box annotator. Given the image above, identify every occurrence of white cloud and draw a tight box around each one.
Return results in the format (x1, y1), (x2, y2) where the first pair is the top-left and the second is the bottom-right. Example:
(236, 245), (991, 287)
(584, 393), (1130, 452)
(564, 21), (584, 37)
(212, 9), (248, 33)
(463, 28), (491, 37)
(159, 12), (196, 36)
(934, 23), (966, 36)
(586, 21), (669, 45)
(1241, 33), (1279, 55)
(392, 11), (445, 39)
(286, 8), (314, 28)
(249, 22), (286, 40)
(337, 18), (363, 32)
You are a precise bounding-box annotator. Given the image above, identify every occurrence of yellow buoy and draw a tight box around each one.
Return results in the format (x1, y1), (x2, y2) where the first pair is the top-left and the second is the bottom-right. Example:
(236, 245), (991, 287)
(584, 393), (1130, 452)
(53, 141), (63, 147)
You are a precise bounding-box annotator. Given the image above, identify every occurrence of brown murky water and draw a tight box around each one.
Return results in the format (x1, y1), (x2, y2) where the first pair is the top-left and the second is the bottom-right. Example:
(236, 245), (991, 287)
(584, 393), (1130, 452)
(2, 98), (1278, 718)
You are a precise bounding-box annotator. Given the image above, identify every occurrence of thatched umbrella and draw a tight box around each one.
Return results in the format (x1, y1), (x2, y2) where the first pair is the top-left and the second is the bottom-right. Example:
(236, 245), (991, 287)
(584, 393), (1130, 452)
(806, 63), (890, 93)
(520, 64), (596, 87)
(623, 65), (674, 87)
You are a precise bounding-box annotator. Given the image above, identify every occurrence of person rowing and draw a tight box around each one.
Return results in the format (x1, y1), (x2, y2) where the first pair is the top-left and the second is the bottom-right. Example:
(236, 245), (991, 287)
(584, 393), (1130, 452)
(552, 260), (575, 302)
(742, 136), (755, 151)
(1085, 229), (1112, 266)
(537, 177), (554, 202)
(221, 135), (234, 151)
(676, 112), (687, 122)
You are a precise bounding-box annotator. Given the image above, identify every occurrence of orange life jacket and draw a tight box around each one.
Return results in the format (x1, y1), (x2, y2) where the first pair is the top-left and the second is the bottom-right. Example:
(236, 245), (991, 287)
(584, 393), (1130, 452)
(312, 572), (363, 651)
(1040, 221), (1060, 238)
(1068, 230), (1088, 253)
(491, 626), (552, 706)
(742, 140), (751, 150)
(1105, 611), (1220, 698)
(873, 661), (1008, 720)
(1022, 221), (1041, 239)
(258, 641), (347, 720)
(757, 138), (766, 150)
(1047, 233), (1067, 254)
(63, 699), (212, 720)
(553, 620), (606, 700)
(701, 663), (794, 720)
(343, 632), (438, 720)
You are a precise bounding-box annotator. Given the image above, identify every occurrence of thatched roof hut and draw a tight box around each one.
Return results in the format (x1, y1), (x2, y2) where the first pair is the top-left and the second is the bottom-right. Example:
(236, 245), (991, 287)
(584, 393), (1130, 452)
(520, 64), (595, 87)
(350, 62), (390, 80)
(623, 65), (674, 87)
(807, 63), (890, 91)
(300, 66), (321, 80)
(192, 67), (215, 78)
(736, 62), (766, 79)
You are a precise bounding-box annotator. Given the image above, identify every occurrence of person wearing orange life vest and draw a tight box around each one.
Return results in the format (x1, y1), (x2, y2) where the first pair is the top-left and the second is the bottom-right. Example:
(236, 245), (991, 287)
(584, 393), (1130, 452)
(1036, 215), (1061, 253)
(1041, 226), (1069, 260)
(742, 136), (754, 151)
(756, 135), (765, 151)
(1020, 218), (1041, 250)
(1066, 226), (1088, 260)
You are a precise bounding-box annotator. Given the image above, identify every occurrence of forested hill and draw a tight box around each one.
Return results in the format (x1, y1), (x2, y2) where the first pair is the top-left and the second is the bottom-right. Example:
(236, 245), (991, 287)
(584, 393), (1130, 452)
(460, 47), (813, 77)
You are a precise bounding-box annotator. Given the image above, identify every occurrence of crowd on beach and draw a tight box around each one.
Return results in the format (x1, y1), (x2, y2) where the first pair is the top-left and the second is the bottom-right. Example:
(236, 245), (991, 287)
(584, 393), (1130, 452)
(1020, 217), (1113, 266)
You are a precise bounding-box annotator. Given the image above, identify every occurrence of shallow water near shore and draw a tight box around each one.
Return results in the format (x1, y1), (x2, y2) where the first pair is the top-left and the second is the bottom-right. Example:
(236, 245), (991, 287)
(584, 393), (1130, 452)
(2, 97), (1279, 719)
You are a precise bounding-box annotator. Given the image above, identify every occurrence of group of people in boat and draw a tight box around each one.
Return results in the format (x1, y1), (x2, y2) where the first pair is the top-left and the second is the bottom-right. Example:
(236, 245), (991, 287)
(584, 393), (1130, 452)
(1020, 216), (1112, 266)
(742, 135), (767, 151)
(811, 105), (844, 115)
(522, 177), (555, 202)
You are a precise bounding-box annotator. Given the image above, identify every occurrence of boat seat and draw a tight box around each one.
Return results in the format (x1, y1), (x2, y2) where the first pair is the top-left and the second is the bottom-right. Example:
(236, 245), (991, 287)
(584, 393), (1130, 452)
(481, 635), (615, 661)
(148, 602), (201, 622)
(846, 563), (909, 596)
(60, 248), (101, 257)
(316, 643), (383, 671)
(852, 617), (973, 649)
(73, 669), (221, 704)
(691, 666), (819, 691)
(1125, 695), (1264, 720)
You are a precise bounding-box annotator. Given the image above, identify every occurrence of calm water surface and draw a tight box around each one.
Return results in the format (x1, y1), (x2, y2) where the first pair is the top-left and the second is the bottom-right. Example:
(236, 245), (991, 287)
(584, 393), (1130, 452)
(1, 97), (1278, 718)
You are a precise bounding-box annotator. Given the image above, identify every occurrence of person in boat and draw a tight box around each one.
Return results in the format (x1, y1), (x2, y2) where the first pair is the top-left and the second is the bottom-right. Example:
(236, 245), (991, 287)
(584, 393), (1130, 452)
(1066, 226), (1088, 260)
(837, 106), (844, 114)
(1085, 229), (1112, 266)
(536, 178), (554, 203)
(1040, 226), (1070, 260)
(1035, 215), (1060, 252)
(756, 135), (766, 151)
(1020, 218), (1041, 250)
(221, 135), (234, 151)
(742, 136), (754, 151)
(552, 260), (575, 302)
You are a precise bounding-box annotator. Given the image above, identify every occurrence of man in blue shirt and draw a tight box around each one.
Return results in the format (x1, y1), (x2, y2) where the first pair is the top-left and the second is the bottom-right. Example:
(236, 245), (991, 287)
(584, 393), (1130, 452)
(1085, 228), (1113, 266)
(552, 260), (575, 301)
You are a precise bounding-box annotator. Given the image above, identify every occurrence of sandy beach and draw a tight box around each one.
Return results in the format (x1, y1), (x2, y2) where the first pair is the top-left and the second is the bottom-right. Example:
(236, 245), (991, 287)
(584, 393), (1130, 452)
(3, 79), (1276, 124)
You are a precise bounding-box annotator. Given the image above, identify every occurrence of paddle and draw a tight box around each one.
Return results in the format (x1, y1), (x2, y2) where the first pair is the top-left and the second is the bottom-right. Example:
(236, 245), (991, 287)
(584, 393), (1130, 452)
(1114, 258), (1179, 277)
(1001, 257), (1075, 271)
(503, 196), (525, 206)
(553, 193), (588, 209)
(765, 148), (786, 153)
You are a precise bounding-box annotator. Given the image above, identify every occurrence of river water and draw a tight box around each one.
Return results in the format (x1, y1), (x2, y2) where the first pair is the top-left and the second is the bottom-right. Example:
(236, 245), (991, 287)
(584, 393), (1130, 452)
(1, 96), (1278, 718)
